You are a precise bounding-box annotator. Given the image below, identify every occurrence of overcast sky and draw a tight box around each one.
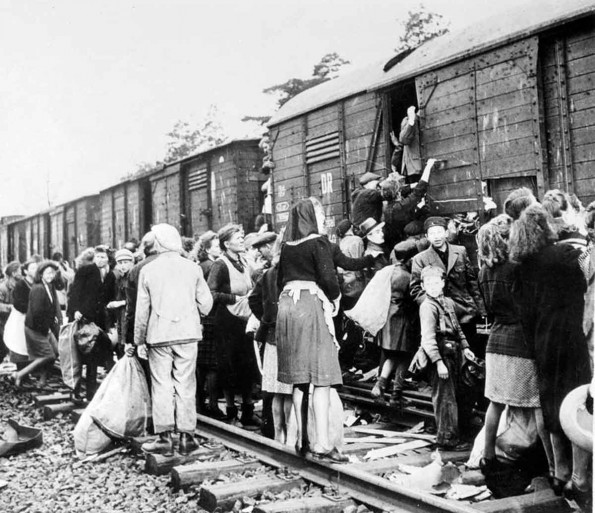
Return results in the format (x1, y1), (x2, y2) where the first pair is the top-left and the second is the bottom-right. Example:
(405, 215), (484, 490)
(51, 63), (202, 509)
(0, 0), (524, 217)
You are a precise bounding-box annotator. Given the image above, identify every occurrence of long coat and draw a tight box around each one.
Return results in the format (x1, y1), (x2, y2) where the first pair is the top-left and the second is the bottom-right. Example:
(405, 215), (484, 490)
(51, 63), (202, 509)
(67, 264), (116, 330)
(25, 283), (62, 338)
(410, 243), (486, 324)
(514, 243), (592, 433)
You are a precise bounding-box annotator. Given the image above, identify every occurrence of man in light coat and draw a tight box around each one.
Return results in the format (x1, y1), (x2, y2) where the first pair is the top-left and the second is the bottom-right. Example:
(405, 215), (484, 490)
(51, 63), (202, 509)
(135, 223), (213, 456)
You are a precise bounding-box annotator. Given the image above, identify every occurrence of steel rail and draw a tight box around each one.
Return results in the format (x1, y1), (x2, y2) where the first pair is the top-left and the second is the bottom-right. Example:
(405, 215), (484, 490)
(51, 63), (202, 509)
(196, 414), (479, 513)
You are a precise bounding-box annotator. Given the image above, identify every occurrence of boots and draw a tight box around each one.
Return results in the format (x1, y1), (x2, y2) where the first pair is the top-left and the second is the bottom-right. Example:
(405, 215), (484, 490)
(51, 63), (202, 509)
(240, 404), (261, 429)
(141, 431), (173, 456)
(389, 389), (408, 411)
(371, 376), (387, 401)
(225, 405), (238, 422)
(179, 432), (199, 456)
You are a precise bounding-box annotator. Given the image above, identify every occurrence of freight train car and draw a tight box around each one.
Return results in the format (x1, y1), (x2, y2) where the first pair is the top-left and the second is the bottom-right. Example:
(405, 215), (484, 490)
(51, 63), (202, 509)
(267, 0), (595, 231)
(48, 195), (101, 264)
(99, 173), (152, 249)
(151, 138), (266, 237)
(0, 216), (24, 269)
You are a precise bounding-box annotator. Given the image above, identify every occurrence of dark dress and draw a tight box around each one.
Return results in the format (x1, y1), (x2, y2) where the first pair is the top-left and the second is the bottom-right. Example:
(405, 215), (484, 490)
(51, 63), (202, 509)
(479, 262), (539, 407)
(197, 258), (217, 368)
(276, 236), (342, 386)
(207, 256), (258, 392)
(514, 243), (592, 432)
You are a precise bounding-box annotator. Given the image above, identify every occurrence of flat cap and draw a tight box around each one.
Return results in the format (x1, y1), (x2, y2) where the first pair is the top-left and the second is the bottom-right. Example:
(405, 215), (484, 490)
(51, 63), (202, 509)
(423, 216), (448, 231)
(252, 232), (277, 248)
(359, 172), (381, 186)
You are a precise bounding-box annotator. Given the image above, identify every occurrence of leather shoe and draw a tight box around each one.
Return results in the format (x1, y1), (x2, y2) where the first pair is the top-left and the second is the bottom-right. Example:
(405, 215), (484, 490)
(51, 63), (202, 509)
(311, 447), (349, 463)
(179, 433), (198, 456)
(141, 432), (174, 456)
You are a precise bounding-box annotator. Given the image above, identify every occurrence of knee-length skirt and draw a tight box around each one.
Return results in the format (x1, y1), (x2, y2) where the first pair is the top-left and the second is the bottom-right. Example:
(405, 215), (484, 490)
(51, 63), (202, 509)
(275, 290), (342, 387)
(24, 326), (58, 360)
(485, 353), (540, 408)
(262, 343), (293, 394)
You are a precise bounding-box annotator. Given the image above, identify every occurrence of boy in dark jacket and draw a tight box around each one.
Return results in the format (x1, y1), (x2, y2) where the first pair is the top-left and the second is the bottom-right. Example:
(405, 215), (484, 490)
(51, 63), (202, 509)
(419, 266), (475, 450)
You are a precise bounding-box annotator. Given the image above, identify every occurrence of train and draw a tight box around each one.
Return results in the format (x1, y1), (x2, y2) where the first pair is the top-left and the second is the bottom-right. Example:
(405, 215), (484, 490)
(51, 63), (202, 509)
(2, 0), (594, 269)
(267, 0), (595, 231)
(0, 138), (266, 268)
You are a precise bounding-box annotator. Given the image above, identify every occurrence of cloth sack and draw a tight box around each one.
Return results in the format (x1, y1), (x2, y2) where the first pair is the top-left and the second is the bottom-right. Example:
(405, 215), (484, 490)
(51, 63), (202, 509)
(74, 321), (103, 355)
(3, 310), (28, 356)
(90, 357), (152, 439)
(59, 321), (81, 389)
(73, 410), (112, 457)
(227, 294), (252, 320)
(345, 265), (394, 336)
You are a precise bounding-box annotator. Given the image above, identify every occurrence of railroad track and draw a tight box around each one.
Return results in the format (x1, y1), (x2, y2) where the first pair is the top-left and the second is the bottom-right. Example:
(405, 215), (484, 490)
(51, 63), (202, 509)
(17, 371), (571, 513)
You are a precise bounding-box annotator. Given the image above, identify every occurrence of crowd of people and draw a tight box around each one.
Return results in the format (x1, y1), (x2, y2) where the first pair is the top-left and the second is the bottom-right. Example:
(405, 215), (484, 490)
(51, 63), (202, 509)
(0, 167), (593, 507)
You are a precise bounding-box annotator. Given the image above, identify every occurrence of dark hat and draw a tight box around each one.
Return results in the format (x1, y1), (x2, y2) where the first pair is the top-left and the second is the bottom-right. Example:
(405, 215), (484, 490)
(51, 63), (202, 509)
(359, 172), (381, 186)
(252, 232), (277, 249)
(335, 219), (352, 239)
(423, 216), (448, 232)
(359, 217), (385, 237)
(461, 355), (486, 388)
(37, 260), (59, 277)
(404, 219), (425, 237)
(392, 240), (419, 262)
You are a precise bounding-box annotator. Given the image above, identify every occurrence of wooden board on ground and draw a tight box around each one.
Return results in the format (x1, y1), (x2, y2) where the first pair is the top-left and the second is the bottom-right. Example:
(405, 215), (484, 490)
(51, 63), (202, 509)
(344, 436), (406, 445)
(171, 458), (263, 490)
(353, 427), (436, 442)
(199, 475), (305, 512)
(253, 496), (356, 513)
(33, 392), (71, 406)
(364, 440), (433, 460)
(474, 488), (573, 513)
(355, 449), (471, 474)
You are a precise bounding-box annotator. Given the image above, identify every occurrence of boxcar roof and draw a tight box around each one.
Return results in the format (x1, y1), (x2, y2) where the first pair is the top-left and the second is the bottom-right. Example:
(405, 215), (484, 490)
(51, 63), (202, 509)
(269, 0), (595, 126)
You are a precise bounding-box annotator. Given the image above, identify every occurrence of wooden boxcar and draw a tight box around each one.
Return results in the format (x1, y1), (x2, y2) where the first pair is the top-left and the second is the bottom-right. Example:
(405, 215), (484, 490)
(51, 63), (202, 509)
(99, 173), (152, 249)
(49, 195), (101, 263)
(267, 0), (595, 230)
(151, 138), (265, 237)
(0, 216), (24, 268)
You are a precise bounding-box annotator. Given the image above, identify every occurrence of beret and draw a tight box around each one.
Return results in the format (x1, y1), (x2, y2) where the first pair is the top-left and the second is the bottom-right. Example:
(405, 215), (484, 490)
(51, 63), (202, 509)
(392, 239), (419, 262)
(359, 172), (381, 186)
(252, 232), (277, 248)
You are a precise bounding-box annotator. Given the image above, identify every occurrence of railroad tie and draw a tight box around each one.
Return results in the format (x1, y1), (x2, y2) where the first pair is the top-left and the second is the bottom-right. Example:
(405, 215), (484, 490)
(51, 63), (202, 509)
(199, 474), (306, 512)
(252, 496), (356, 513)
(144, 445), (222, 476)
(171, 458), (263, 491)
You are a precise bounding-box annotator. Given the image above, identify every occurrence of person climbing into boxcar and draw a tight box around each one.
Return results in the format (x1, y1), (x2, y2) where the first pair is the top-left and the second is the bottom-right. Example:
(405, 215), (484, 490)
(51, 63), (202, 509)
(67, 246), (116, 401)
(351, 172), (384, 228)
(0, 262), (22, 366)
(419, 265), (475, 450)
(390, 106), (422, 182)
(509, 203), (592, 501)
(410, 216), (486, 357)
(106, 249), (134, 359)
(476, 215), (554, 479)
(276, 197), (348, 463)
(13, 261), (62, 389)
(371, 240), (421, 410)
(207, 224), (260, 426)
(136, 224), (213, 457)
(192, 231), (224, 418)
(383, 158), (436, 250)
(249, 232), (295, 444)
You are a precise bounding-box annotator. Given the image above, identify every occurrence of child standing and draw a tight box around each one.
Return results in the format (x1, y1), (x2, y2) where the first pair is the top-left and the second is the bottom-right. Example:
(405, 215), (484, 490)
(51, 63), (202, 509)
(419, 265), (475, 450)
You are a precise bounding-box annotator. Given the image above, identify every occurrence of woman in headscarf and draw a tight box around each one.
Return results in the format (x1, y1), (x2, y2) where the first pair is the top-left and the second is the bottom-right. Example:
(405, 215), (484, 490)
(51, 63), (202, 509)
(510, 204), (592, 500)
(207, 224), (259, 426)
(276, 197), (348, 462)
(12, 261), (62, 388)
